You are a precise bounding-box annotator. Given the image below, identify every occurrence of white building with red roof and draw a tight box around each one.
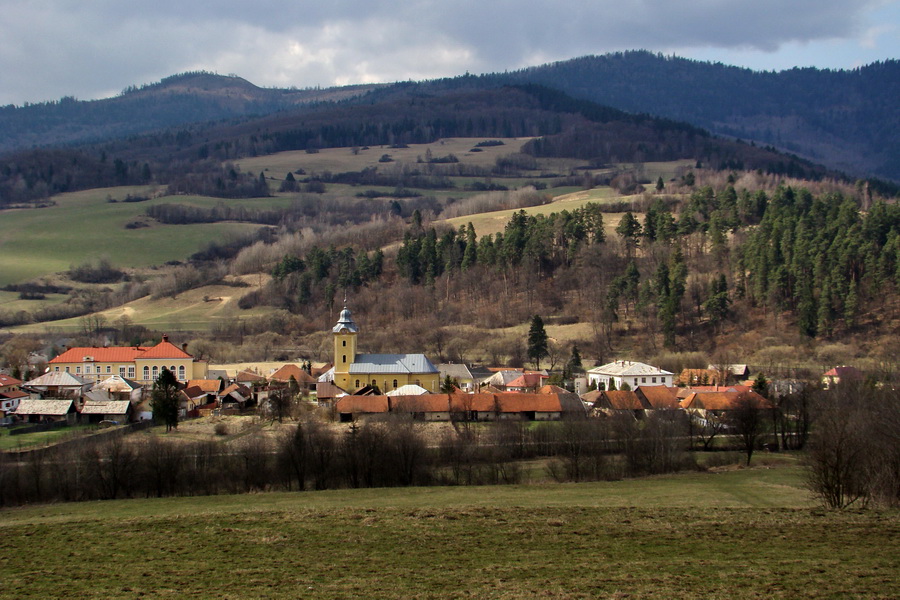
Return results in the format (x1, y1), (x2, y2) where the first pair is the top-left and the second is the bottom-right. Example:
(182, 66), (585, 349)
(48, 334), (207, 385)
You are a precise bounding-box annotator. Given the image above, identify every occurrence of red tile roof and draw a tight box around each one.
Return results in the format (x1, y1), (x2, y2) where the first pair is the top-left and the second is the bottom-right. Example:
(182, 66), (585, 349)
(636, 386), (680, 409)
(681, 390), (772, 411)
(50, 336), (192, 364)
(0, 374), (24, 387)
(187, 379), (223, 393)
(269, 364), (317, 384)
(596, 390), (646, 410)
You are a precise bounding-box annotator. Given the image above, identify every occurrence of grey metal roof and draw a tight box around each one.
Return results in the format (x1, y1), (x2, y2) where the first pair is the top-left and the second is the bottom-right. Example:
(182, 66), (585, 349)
(438, 363), (474, 380)
(349, 353), (438, 375)
(332, 307), (359, 333)
(386, 384), (430, 396)
(24, 371), (91, 388)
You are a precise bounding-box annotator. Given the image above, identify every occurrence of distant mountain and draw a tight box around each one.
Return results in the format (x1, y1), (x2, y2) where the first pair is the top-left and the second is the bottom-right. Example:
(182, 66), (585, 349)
(0, 71), (381, 152)
(2, 53), (896, 181)
(487, 51), (900, 181)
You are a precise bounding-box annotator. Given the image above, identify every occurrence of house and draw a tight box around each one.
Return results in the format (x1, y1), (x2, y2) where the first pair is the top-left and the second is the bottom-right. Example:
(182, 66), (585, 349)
(330, 306), (440, 393)
(438, 363), (476, 392)
(79, 400), (133, 424)
(12, 398), (77, 424)
(1, 390), (30, 418)
(587, 361), (673, 390)
(680, 390), (773, 417)
(822, 366), (863, 389)
(22, 371), (93, 400)
(504, 373), (548, 393)
(186, 379), (224, 398)
(47, 334), (208, 385)
(268, 364), (317, 394)
(0, 373), (23, 394)
(592, 390), (647, 417)
(314, 381), (347, 405)
(220, 383), (252, 411)
(96, 375), (143, 403)
(635, 386), (681, 410)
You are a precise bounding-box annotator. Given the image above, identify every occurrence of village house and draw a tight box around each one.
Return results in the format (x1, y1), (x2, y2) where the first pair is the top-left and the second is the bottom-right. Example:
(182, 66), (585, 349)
(822, 366), (863, 389)
(328, 306), (440, 393)
(0, 373), (23, 394)
(438, 363), (476, 392)
(47, 334), (208, 386)
(12, 398), (77, 424)
(587, 360), (673, 390)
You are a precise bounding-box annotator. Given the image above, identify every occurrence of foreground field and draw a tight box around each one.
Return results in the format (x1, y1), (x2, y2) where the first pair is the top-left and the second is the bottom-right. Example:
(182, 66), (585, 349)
(1, 466), (897, 599)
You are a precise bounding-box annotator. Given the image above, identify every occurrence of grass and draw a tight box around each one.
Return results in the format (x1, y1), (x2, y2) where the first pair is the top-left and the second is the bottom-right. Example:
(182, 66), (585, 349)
(0, 465), (897, 599)
(0, 186), (267, 287)
(0, 424), (95, 450)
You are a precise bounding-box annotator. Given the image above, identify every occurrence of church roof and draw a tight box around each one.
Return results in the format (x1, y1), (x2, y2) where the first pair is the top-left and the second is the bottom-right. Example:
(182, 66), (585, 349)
(349, 353), (439, 375)
(332, 307), (359, 333)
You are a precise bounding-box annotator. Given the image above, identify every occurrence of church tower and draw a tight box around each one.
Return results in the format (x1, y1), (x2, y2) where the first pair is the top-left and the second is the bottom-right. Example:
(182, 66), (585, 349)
(332, 306), (359, 390)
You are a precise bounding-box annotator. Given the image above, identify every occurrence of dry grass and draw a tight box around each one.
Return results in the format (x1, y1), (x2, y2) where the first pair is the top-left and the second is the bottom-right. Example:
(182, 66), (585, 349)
(1, 465), (897, 599)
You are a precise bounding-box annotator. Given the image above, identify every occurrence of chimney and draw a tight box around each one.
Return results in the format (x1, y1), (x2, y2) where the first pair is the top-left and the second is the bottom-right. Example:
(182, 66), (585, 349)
(162, 334), (169, 342)
(182, 343), (188, 353)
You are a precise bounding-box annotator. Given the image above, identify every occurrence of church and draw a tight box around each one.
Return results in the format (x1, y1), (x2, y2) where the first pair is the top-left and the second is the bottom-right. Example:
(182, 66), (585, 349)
(331, 306), (440, 393)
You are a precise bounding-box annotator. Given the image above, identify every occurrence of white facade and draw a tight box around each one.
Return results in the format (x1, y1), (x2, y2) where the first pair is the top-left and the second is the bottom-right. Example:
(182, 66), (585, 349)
(587, 360), (673, 390)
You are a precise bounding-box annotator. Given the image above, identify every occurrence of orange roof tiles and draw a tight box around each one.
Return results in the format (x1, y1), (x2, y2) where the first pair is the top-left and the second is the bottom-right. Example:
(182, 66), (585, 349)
(50, 336), (192, 364)
(635, 386), (680, 409)
(269, 364), (317, 383)
(187, 379), (223, 393)
(596, 390), (646, 410)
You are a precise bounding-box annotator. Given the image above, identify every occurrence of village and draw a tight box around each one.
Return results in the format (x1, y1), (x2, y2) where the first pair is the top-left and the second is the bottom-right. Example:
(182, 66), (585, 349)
(1, 304), (857, 450)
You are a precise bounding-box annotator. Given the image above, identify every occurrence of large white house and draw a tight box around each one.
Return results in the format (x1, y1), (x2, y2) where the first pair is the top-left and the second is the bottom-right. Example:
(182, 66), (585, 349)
(587, 360), (673, 390)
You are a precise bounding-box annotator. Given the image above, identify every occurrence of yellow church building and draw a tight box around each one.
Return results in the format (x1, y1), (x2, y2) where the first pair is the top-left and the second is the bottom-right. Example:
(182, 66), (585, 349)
(332, 306), (440, 393)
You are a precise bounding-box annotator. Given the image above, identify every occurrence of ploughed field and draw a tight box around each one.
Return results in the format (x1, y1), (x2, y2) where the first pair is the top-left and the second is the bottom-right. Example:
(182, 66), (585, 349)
(1, 465), (897, 599)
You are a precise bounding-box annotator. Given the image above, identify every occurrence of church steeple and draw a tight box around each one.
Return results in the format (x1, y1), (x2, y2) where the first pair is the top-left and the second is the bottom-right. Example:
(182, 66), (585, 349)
(332, 305), (358, 385)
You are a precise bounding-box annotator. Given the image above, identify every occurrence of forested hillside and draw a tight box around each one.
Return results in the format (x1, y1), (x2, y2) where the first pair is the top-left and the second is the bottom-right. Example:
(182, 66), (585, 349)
(493, 51), (900, 181)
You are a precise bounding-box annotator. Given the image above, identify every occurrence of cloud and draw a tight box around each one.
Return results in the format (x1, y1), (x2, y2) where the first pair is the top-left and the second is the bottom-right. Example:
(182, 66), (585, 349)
(0, 0), (890, 105)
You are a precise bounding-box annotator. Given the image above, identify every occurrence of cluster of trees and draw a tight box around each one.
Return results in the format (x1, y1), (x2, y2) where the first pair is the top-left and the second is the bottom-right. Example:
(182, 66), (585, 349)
(166, 164), (269, 199)
(739, 190), (900, 337)
(396, 205), (605, 285)
(0, 411), (706, 507)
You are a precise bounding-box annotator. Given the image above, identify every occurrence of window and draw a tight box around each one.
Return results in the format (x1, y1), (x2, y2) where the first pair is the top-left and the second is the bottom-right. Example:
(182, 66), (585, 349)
(128, 367), (135, 378)
(342, 340), (346, 347)
(170, 365), (176, 373)
(84, 365), (91, 374)
(54, 366), (59, 372)
(65, 367), (70, 373)
(143, 366), (150, 380)
(355, 379), (360, 388)
(152, 366), (159, 379)
(652, 377), (656, 383)
(342, 355), (347, 364)
(119, 367), (126, 376)
(106, 365), (111, 373)
(634, 378), (638, 386)
(178, 365), (185, 380)
(642, 377), (646, 383)
(76, 366), (81, 374)
(393, 379), (398, 389)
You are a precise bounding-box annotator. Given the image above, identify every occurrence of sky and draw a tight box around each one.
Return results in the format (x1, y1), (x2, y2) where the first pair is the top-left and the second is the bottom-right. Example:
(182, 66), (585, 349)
(1, 0), (898, 107)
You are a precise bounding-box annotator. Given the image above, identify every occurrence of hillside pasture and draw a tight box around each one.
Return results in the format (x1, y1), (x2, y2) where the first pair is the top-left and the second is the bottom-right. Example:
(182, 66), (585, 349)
(1, 466), (897, 599)
(0, 186), (269, 287)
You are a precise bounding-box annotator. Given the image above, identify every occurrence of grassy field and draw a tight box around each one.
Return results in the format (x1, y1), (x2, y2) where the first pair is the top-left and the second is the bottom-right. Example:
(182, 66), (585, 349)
(0, 186), (269, 287)
(0, 464), (897, 599)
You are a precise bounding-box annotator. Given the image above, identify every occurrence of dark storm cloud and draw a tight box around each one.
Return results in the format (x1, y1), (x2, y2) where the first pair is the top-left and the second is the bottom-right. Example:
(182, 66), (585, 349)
(0, 0), (889, 105)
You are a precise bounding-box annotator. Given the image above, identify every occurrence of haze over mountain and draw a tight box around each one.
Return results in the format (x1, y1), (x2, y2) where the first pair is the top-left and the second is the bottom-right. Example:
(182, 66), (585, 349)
(0, 52), (897, 182)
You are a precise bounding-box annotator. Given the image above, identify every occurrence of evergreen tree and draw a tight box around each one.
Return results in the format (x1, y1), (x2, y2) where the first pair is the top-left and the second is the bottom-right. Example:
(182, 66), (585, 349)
(526, 315), (549, 370)
(151, 367), (180, 432)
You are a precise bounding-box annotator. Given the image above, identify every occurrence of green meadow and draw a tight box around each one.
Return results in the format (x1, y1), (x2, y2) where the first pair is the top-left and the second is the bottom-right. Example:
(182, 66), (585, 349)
(1, 464), (897, 599)
(0, 186), (270, 287)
